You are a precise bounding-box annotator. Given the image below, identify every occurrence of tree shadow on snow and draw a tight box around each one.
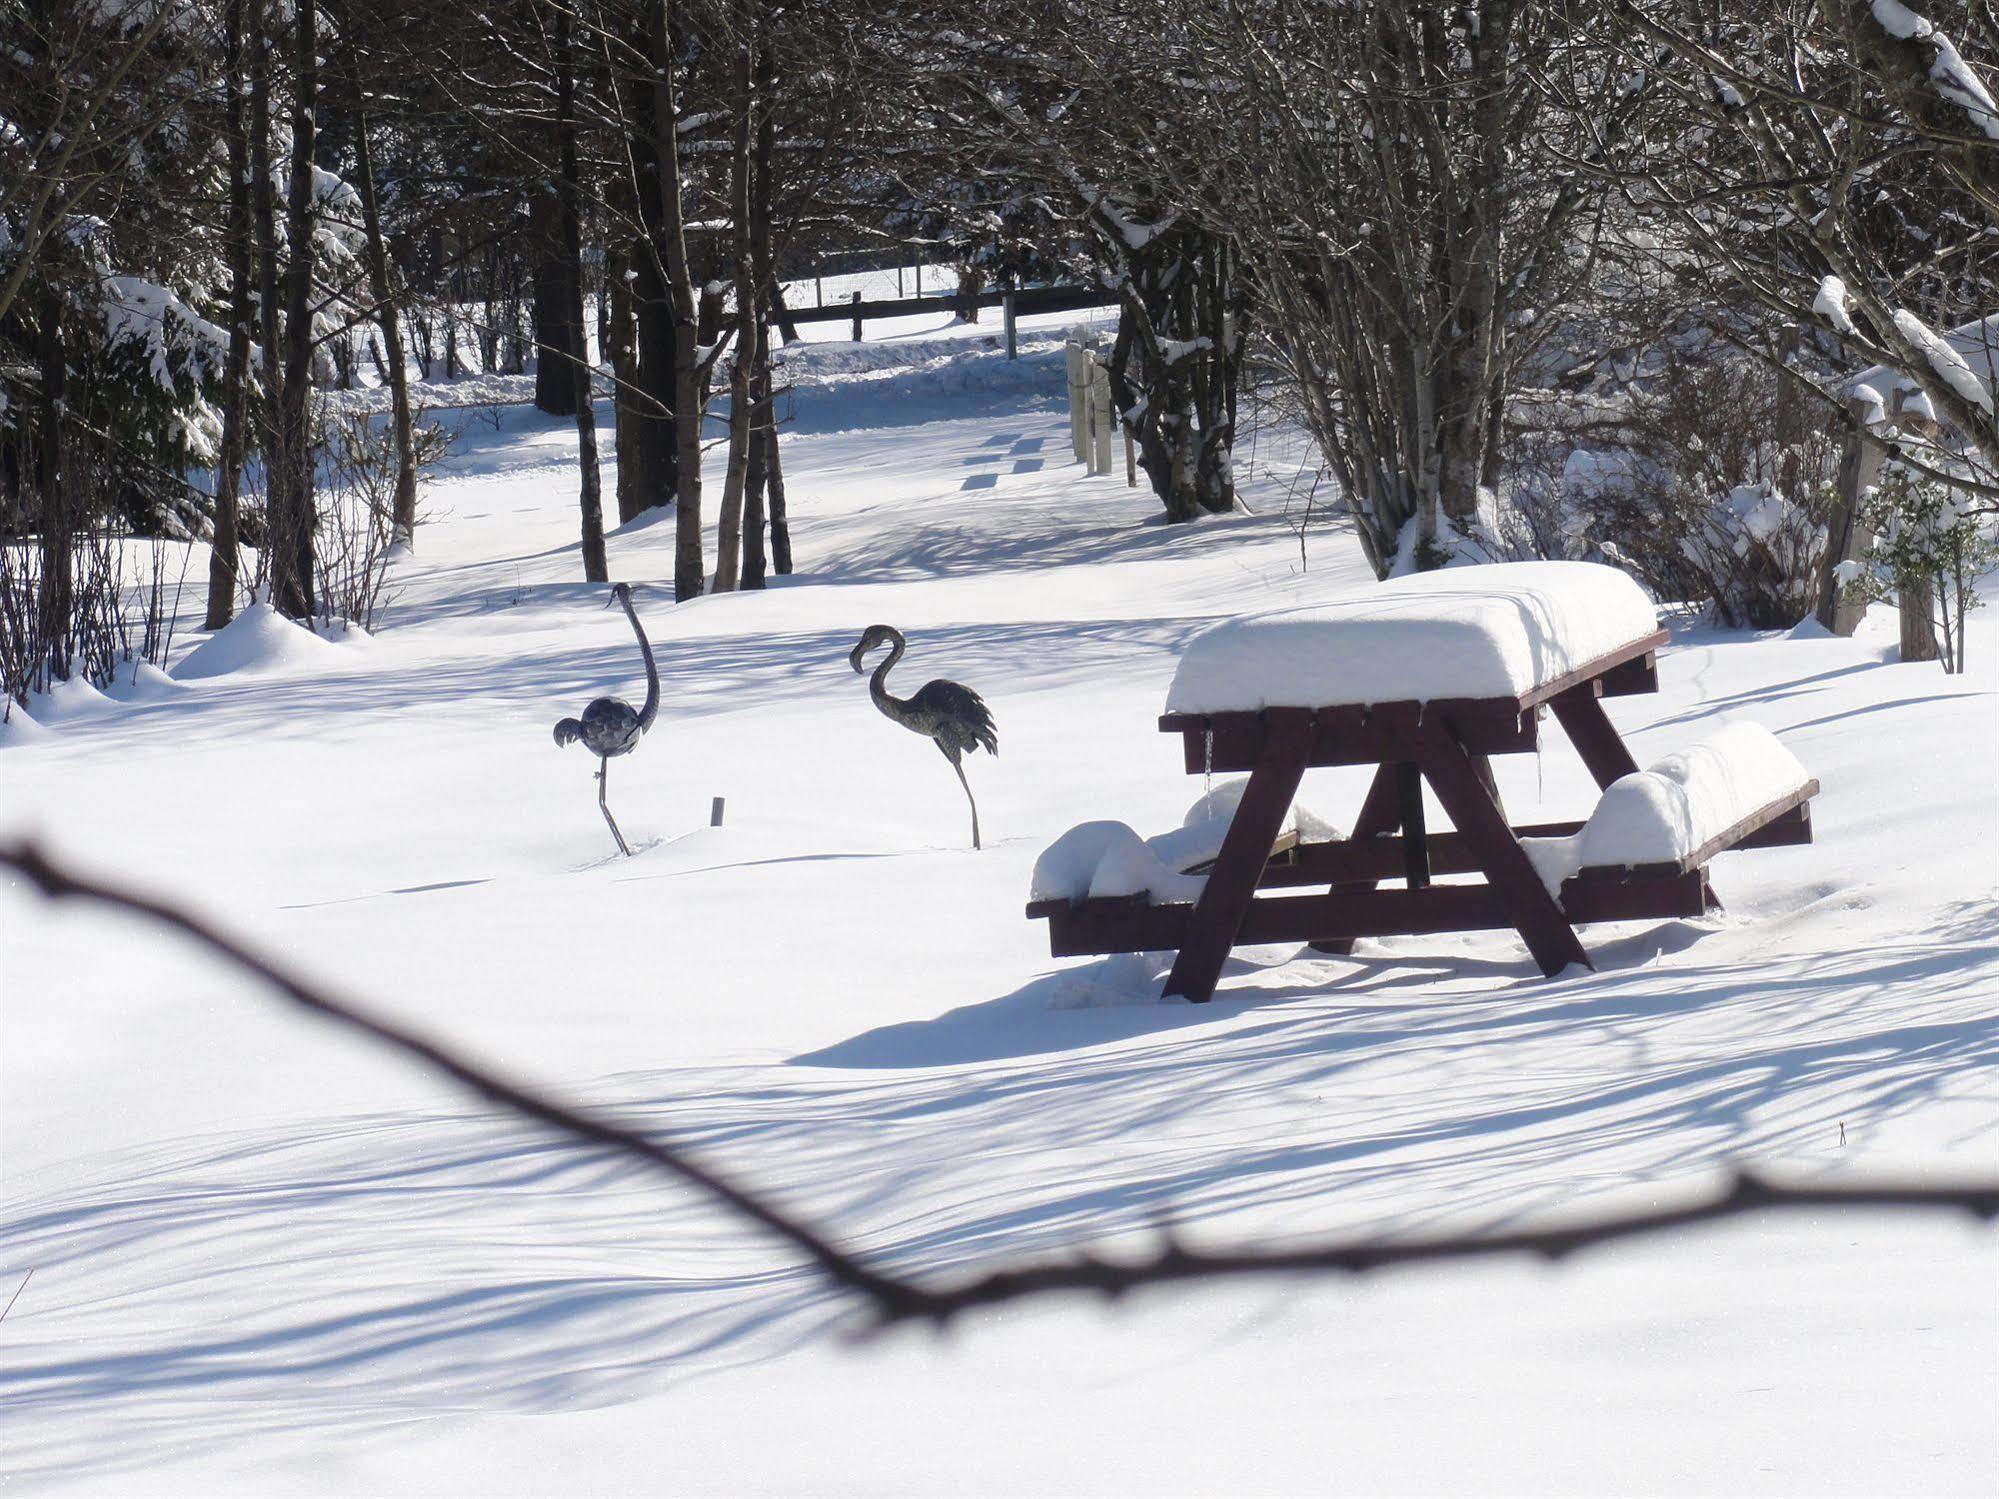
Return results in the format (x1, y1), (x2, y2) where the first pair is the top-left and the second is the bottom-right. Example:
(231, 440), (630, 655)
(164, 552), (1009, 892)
(4, 903), (1993, 1487)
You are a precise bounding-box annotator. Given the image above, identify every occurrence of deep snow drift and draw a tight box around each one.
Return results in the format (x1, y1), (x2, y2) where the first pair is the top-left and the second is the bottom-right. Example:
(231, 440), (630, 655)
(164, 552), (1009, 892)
(2, 325), (1994, 1497)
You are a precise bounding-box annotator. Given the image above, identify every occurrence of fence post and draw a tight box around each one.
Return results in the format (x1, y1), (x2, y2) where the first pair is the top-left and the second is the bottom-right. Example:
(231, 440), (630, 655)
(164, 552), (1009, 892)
(1125, 428), (1137, 487)
(1003, 289), (1017, 360)
(1066, 341), (1088, 463)
(815, 275), (823, 308)
(1091, 361), (1114, 474)
(850, 290), (862, 342)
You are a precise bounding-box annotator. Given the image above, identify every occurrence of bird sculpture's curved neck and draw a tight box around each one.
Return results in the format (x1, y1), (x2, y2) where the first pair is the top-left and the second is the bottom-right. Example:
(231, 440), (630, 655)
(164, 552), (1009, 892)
(868, 627), (908, 714)
(619, 590), (660, 730)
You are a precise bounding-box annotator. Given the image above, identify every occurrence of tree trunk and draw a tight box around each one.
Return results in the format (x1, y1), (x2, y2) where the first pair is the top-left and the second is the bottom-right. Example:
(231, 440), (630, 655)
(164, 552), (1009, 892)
(741, 36), (777, 592)
(604, 246), (645, 523)
(355, 114), (417, 545)
(1898, 573), (1939, 663)
(249, 0), (282, 605)
(764, 400), (790, 575)
(1101, 221), (1241, 523)
(555, 8), (606, 583)
(711, 10), (755, 593)
(615, 37), (678, 524)
(205, 0), (254, 629)
(35, 282), (70, 676)
(1817, 431), (1882, 635)
(481, 243), (499, 373)
(269, 0), (318, 619)
(646, 0), (705, 601)
(531, 200), (578, 418)
(741, 355), (769, 589)
(956, 264), (983, 322)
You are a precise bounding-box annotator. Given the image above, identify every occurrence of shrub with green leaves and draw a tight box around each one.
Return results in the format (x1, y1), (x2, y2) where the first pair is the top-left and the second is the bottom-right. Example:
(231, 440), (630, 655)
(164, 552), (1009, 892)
(1840, 467), (1997, 675)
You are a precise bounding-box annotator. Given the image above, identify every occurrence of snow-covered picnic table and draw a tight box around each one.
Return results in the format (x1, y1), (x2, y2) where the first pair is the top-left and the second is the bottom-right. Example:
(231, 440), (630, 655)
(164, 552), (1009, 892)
(1028, 562), (1819, 1001)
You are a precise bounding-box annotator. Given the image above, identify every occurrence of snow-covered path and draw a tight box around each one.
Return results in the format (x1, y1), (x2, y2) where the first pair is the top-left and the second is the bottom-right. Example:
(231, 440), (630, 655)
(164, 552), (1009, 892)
(3, 340), (1995, 1495)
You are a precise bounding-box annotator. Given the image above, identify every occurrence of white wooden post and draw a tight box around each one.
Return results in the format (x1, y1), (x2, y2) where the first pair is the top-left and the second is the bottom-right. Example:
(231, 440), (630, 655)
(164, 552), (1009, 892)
(1066, 341), (1088, 463)
(1090, 361), (1114, 474)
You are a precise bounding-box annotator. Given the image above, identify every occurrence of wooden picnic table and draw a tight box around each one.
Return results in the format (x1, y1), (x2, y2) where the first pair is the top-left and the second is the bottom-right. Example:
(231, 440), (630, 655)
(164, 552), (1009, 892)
(1027, 564), (1817, 1003)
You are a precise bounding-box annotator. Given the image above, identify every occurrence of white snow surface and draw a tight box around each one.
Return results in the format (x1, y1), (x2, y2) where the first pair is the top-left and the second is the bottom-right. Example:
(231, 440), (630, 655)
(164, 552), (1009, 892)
(2, 334), (1995, 1497)
(169, 601), (350, 681)
(1164, 560), (1658, 713)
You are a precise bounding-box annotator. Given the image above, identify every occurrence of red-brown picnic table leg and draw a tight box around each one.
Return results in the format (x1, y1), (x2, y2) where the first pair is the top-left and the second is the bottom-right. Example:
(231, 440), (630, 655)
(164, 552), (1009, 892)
(1404, 712), (1593, 979)
(1550, 684), (1641, 790)
(1162, 708), (1315, 1003)
(1308, 760), (1401, 957)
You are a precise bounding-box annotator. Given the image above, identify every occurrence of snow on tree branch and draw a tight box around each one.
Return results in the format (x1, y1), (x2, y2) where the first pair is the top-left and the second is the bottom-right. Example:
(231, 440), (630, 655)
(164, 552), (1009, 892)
(1867, 0), (1999, 141)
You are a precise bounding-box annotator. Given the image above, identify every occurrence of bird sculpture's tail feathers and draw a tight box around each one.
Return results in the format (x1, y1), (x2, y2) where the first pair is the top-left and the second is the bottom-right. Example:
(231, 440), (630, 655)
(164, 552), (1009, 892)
(553, 717), (585, 747)
(963, 690), (998, 757)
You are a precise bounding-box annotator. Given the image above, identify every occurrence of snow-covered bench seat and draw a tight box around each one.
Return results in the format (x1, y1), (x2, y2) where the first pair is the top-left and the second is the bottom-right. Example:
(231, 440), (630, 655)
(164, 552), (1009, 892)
(1527, 722), (1819, 905)
(1027, 781), (1339, 914)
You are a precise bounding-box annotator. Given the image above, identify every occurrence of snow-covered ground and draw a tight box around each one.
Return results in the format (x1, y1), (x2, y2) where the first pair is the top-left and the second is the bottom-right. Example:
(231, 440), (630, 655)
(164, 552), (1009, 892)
(2, 331), (1995, 1496)
(318, 275), (1118, 418)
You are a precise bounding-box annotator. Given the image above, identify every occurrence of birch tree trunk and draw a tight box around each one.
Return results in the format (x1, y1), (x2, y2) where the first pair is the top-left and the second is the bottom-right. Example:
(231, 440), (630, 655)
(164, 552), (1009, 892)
(355, 113), (417, 545)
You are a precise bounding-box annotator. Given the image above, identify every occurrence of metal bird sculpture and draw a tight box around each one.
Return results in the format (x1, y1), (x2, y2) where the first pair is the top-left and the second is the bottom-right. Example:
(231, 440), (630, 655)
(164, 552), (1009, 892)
(554, 582), (659, 856)
(848, 624), (997, 849)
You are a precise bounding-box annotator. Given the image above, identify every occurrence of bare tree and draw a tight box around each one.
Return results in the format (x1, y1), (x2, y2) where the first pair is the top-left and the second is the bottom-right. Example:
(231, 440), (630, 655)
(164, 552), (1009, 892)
(1584, 0), (1998, 643)
(1156, 1), (1634, 573)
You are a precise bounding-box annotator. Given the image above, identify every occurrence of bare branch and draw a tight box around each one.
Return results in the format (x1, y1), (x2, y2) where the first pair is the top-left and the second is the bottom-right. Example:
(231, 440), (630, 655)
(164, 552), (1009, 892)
(5, 838), (1995, 1333)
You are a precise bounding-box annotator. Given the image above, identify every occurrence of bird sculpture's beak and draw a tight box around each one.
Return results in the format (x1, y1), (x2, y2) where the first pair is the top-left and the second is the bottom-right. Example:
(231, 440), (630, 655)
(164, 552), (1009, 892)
(848, 641), (867, 674)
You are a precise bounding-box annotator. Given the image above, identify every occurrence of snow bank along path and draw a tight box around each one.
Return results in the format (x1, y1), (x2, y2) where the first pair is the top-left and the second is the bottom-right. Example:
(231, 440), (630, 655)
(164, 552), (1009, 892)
(0, 338), (1994, 1496)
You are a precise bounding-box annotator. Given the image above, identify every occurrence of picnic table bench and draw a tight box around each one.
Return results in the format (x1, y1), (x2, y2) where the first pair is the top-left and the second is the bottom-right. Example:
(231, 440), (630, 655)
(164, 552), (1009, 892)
(1027, 562), (1818, 1003)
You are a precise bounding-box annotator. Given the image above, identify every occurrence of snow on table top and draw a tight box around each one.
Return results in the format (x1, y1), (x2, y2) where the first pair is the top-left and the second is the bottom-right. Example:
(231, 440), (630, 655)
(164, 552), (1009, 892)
(1523, 722), (1813, 894)
(1164, 561), (1658, 715)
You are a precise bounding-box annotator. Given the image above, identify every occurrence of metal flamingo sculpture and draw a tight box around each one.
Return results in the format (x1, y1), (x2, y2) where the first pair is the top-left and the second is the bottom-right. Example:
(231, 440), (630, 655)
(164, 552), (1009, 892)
(849, 624), (997, 849)
(553, 582), (659, 857)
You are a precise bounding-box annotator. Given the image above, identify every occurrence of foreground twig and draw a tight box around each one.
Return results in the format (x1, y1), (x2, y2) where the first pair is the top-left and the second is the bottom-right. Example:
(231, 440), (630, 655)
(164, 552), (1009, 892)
(3, 838), (1993, 1330)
